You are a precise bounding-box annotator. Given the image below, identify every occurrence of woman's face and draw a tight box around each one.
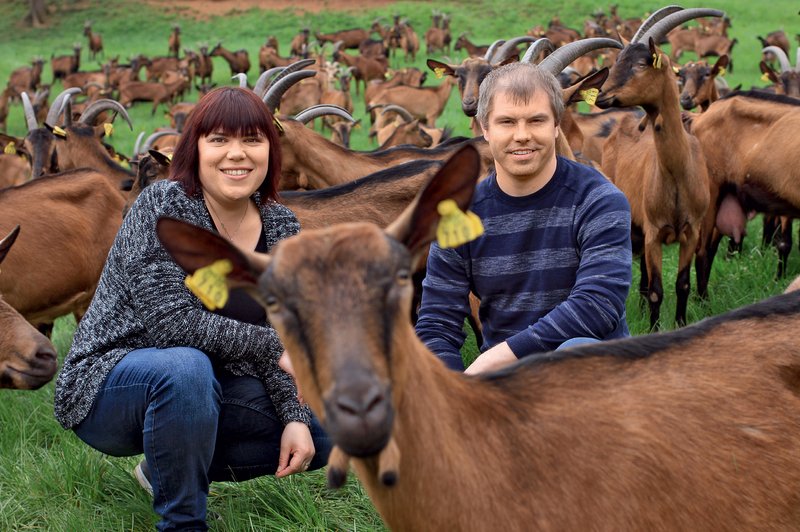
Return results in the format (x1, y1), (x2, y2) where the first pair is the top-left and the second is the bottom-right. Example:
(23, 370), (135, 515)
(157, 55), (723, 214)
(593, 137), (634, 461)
(197, 130), (270, 205)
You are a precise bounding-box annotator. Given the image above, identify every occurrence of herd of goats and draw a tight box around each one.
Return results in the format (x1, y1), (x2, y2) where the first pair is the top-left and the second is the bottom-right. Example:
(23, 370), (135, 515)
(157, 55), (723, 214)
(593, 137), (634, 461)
(5, 4), (800, 527)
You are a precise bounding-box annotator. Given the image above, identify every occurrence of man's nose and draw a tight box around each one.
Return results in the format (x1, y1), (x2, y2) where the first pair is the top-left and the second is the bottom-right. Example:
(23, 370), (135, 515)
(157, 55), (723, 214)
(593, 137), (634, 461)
(513, 122), (531, 141)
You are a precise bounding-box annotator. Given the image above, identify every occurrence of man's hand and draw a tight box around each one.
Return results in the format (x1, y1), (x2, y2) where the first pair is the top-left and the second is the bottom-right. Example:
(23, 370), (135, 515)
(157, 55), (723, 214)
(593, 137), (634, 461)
(465, 341), (517, 375)
(276, 421), (315, 478)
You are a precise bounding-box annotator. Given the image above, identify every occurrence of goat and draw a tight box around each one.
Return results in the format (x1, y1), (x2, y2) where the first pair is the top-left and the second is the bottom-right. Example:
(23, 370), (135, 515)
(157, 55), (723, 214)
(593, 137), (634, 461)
(0, 226), (57, 389)
(0, 133), (31, 188)
(158, 144), (800, 531)
(396, 19), (420, 62)
(760, 46), (800, 97)
(366, 76), (455, 127)
(316, 28), (370, 49)
(364, 68), (426, 110)
(167, 101), (196, 131)
(596, 7), (722, 328)
(168, 24), (181, 58)
(424, 13), (451, 54)
(21, 87), (79, 179)
(758, 30), (790, 64)
(51, 44), (81, 81)
(527, 18), (581, 47)
(677, 55), (729, 111)
(325, 118), (361, 148)
(83, 21), (103, 60)
(454, 33), (490, 57)
(118, 75), (189, 115)
(210, 43), (250, 76)
(7, 58), (44, 100)
(144, 56), (180, 81)
(0, 88), (11, 131)
(290, 28), (310, 57)
(195, 45), (213, 85)
(332, 42), (388, 95)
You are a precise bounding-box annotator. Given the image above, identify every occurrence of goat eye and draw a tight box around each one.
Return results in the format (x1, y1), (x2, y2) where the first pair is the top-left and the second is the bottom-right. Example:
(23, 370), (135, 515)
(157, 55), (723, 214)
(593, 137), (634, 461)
(396, 269), (411, 284)
(265, 295), (280, 311)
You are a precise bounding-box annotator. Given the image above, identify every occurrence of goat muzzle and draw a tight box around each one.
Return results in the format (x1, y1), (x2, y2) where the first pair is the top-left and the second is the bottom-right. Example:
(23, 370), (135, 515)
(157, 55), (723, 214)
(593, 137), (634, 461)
(324, 376), (393, 458)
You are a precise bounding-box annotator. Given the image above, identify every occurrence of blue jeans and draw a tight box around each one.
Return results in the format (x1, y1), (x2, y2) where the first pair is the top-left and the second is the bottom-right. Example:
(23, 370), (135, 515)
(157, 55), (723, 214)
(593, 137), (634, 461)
(73, 347), (331, 531)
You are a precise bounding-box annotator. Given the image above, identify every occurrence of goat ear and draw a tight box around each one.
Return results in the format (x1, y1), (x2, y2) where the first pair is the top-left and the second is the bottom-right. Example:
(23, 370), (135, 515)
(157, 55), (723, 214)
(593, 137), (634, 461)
(563, 67), (609, 106)
(426, 59), (455, 77)
(712, 54), (729, 74)
(148, 149), (172, 168)
(385, 144), (480, 260)
(759, 61), (779, 83)
(156, 217), (270, 289)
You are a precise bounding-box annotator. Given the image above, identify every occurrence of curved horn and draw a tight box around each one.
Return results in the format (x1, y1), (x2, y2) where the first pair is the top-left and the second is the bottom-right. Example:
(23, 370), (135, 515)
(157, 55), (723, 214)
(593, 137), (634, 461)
(762, 46), (792, 72)
(294, 104), (354, 125)
(142, 129), (179, 152)
(133, 131), (145, 155)
(262, 70), (317, 112)
(538, 37), (623, 74)
(630, 5), (684, 44)
(638, 8), (724, 47)
(21, 92), (39, 131)
(232, 73), (248, 87)
(265, 58), (316, 91)
(380, 104), (414, 123)
(46, 87), (82, 125)
(333, 40), (344, 54)
(484, 39), (506, 61)
(253, 67), (283, 97)
(79, 99), (133, 130)
(491, 36), (539, 65)
(521, 38), (556, 63)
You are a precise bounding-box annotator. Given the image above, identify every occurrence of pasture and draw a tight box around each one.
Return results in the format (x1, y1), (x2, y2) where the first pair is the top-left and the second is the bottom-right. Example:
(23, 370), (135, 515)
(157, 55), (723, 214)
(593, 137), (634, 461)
(0, 0), (798, 528)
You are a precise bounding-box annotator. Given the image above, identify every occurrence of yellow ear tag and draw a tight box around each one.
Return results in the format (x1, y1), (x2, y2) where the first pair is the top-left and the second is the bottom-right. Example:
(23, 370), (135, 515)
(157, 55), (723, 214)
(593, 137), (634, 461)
(353, 122), (361, 129)
(184, 259), (232, 310)
(761, 72), (771, 82)
(166, 152), (173, 162)
(434, 67), (446, 79)
(3, 142), (16, 155)
(579, 88), (599, 106)
(104, 123), (114, 136)
(652, 53), (662, 69)
(436, 199), (484, 249)
(52, 125), (67, 138)
(717, 67), (726, 77)
(273, 116), (284, 133)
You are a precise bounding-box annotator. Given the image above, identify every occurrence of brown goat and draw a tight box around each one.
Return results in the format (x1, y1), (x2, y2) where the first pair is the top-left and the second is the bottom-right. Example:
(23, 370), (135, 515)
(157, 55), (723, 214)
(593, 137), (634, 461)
(0, 226), (57, 389)
(424, 14), (451, 55)
(366, 76), (455, 127)
(159, 145), (800, 531)
(0, 134), (31, 188)
(118, 75), (188, 115)
(210, 43), (250, 76)
(454, 34), (490, 57)
(364, 68), (426, 109)
(332, 44), (388, 95)
(677, 55), (729, 111)
(596, 7), (720, 328)
(168, 24), (181, 58)
(84, 21), (103, 61)
(51, 44), (81, 81)
(7, 59), (44, 100)
(290, 28), (310, 57)
(316, 28), (370, 49)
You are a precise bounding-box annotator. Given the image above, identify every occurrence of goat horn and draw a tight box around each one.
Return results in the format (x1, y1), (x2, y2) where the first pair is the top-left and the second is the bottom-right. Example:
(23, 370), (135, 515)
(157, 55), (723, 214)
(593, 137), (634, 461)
(294, 104), (354, 124)
(380, 104), (415, 123)
(262, 70), (317, 112)
(266, 58), (316, 92)
(46, 87), (82, 125)
(20, 92), (39, 131)
(79, 99), (133, 130)
(762, 46), (792, 72)
(491, 36), (539, 65)
(484, 39), (506, 62)
(638, 8), (724, 47)
(630, 5), (684, 44)
(133, 131), (145, 155)
(521, 38), (556, 63)
(232, 73), (248, 87)
(253, 68), (281, 97)
(142, 129), (179, 153)
(538, 37), (623, 74)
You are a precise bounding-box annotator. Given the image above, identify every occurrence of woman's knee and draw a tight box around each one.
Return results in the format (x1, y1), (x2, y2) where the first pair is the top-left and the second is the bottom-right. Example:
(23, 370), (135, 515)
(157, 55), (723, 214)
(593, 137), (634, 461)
(130, 347), (221, 411)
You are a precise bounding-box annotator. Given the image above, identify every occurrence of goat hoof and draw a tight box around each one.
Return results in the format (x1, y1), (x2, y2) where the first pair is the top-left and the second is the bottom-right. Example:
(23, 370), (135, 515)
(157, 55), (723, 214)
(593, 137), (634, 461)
(327, 467), (348, 489)
(380, 470), (398, 487)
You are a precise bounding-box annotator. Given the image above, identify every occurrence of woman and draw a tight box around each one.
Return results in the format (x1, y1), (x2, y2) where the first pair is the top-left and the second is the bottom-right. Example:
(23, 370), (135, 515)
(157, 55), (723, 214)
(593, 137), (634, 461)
(54, 87), (330, 531)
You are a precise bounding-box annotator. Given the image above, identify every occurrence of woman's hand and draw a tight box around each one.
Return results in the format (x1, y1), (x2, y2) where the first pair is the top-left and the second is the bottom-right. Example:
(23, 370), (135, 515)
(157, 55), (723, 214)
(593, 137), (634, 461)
(275, 421), (315, 478)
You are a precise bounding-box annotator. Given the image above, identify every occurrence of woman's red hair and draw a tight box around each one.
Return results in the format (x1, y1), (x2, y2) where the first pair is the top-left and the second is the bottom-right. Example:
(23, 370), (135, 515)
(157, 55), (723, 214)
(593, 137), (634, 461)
(169, 87), (282, 203)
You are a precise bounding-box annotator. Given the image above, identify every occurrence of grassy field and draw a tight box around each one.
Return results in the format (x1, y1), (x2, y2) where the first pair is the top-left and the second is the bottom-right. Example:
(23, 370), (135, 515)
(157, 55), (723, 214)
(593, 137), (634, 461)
(0, 0), (799, 529)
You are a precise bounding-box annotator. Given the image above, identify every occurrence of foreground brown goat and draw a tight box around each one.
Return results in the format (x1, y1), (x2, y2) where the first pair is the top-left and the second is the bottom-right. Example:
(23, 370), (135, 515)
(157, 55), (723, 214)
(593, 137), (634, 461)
(159, 145), (800, 531)
(0, 226), (57, 389)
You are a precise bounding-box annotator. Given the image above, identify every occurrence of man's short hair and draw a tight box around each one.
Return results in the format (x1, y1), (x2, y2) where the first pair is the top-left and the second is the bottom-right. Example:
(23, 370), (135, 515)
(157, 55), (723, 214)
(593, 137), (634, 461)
(476, 63), (565, 129)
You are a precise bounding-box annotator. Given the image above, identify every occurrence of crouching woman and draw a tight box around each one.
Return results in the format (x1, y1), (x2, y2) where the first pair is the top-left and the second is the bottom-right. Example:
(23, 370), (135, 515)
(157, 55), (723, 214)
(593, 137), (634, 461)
(53, 87), (330, 531)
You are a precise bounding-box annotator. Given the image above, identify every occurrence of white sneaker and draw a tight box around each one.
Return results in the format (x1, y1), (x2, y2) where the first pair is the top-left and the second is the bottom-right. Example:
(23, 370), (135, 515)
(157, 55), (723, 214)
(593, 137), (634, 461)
(134, 460), (153, 497)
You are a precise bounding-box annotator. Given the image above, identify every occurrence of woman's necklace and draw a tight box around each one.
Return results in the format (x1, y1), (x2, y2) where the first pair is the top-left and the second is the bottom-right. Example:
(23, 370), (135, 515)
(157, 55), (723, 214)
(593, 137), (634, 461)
(205, 195), (249, 241)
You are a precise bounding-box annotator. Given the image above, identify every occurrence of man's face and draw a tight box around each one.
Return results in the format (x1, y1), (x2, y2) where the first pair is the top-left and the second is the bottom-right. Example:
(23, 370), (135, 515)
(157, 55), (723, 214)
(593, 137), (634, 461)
(482, 89), (559, 190)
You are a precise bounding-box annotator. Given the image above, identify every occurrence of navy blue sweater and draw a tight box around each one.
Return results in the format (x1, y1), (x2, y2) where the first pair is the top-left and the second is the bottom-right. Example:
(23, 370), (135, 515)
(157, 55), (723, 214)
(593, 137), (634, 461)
(415, 156), (632, 370)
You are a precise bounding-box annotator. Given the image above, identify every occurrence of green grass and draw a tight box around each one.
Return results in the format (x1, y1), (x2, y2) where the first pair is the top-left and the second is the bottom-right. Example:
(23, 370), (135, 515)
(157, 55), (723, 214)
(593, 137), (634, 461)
(1, 0), (799, 529)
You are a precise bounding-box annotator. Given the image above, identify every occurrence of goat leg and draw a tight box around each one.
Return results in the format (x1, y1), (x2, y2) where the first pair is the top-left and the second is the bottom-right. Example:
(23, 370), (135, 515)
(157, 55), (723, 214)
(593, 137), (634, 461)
(326, 445), (351, 489)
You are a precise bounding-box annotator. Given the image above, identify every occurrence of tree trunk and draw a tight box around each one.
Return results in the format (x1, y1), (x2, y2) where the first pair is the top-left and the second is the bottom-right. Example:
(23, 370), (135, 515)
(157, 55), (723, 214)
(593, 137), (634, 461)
(25, 0), (47, 28)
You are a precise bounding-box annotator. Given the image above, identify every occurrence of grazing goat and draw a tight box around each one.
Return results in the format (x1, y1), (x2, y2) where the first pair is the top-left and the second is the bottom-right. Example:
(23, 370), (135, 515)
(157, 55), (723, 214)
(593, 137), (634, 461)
(332, 42), (388, 95)
(454, 33), (490, 57)
(84, 21), (103, 60)
(316, 28), (370, 49)
(159, 145), (800, 531)
(0, 226), (57, 389)
(596, 6), (721, 328)
(118, 75), (189, 115)
(367, 76), (454, 127)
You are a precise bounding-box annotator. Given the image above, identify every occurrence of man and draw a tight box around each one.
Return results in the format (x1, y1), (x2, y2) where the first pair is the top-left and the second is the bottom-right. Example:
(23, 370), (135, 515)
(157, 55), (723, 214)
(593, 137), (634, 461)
(415, 62), (632, 373)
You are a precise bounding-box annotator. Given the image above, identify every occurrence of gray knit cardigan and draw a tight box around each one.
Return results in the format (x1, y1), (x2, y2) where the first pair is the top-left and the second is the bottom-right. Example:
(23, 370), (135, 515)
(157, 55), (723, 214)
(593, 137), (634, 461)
(54, 180), (309, 429)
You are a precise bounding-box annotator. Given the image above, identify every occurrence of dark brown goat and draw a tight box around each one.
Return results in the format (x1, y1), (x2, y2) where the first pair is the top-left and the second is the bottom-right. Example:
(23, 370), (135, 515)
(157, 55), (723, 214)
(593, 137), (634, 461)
(168, 24), (181, 58)
(332, 43), (388, 95)
(290, 28), (310, 57)
(596, 7), (720, 328)
(677, 55), (729, 111)
(51, 44), (81, 81)
(7, 59), (44, 100)
(159, 145), (800, 531)
(210, 43), (250, 76)
(316, 28), (370, 49)
(84, 21), (103, 60)
(0, 226), (57, 389)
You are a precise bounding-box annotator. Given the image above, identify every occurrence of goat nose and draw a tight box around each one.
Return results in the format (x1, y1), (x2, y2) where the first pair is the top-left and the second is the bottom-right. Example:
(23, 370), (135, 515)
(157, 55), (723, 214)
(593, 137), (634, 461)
(335, 386), (385, 417)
